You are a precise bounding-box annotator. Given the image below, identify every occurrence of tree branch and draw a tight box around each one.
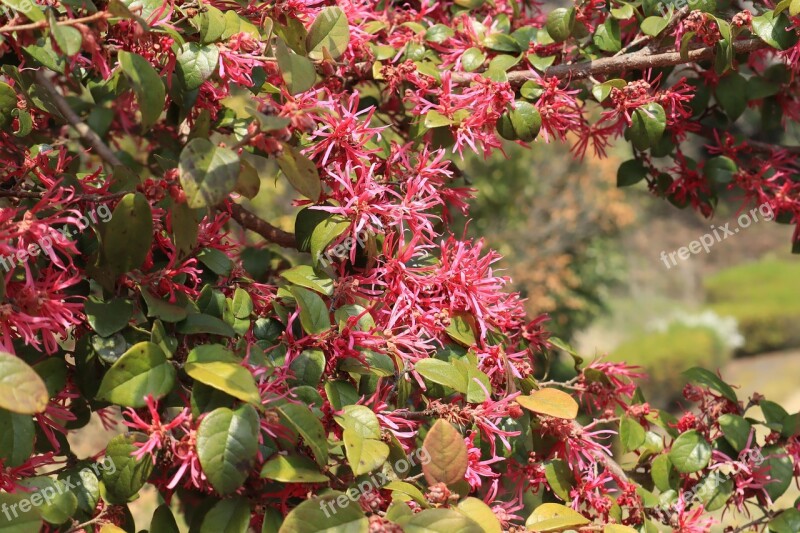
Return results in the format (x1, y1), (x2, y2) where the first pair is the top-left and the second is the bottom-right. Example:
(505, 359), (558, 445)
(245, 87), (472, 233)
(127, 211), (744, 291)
(0, 11), (110, 33)
(453, 38), (768, 86)
(35, 69), (298, 248)
(228, 202), (297, 249)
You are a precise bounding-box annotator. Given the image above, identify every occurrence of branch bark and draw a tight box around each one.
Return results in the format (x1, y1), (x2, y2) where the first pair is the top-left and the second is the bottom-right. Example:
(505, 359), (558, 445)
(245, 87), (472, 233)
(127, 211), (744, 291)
(228, 202), (297, 249)
(453, 38), (768, 86)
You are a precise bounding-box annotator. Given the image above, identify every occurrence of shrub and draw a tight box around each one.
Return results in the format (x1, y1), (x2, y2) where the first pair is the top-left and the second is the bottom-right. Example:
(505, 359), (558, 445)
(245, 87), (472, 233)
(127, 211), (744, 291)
(706, 259), (800, 354)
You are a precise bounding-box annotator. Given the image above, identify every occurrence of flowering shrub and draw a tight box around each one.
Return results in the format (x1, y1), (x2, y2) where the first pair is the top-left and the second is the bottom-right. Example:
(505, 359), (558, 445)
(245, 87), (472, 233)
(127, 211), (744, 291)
(1, 0), (800, 532)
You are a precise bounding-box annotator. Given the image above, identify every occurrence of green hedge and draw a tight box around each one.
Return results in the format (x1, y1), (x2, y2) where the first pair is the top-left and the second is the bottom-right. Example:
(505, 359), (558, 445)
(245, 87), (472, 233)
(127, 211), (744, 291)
(611, 324), (732, 407)
(705, 259), (800, 355)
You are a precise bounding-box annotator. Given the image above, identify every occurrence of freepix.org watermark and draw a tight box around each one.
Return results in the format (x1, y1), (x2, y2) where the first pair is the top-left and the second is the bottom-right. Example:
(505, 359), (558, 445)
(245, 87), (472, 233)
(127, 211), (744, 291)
(319, 447), (431, 518)
(0, 205), (112, 274)
(659, 202), (774, 269)
(1, 457), (116, 522)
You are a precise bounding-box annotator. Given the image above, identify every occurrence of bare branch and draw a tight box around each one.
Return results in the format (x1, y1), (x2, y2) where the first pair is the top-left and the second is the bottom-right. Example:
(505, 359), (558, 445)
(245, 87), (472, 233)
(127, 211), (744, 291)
(453, 38), (768, 86)
(228, 202), (297, 249)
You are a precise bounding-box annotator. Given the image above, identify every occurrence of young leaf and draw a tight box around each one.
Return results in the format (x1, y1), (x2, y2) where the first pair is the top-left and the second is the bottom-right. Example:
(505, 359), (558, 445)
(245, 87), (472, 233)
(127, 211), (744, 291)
(96, 342), (176, 407)
(185, 344), (261, 406)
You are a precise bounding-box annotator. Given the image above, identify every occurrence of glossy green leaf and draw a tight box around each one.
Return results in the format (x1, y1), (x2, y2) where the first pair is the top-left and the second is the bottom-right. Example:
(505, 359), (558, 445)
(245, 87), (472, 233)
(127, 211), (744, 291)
(403, 508), (483, 533)
(641, 15), (669, 36)
(96, 342), (176, 407)
(103, 192), (153, 274)
(682, 367), (737, 403)
(718, 414), (752, 451)
(545, 8), (575, 42)
(118, 51), (165, 131)
(281, 265), (334, 296)
(261, 454), (328, 483)
(176, 42), (219, 90)
(185, 344), (261, 406)
(461, 47), (486, 71)
(199, 497), (251, 533)
(278, 492), (368, 533)
(289, 285), (331, 335)
(306, 6), (350, 59)
(619, 415), (647, 453)
(275, 37), (316, 94)
(0, 408), (34, 467)
(525, 503), (590, 531)
(276, 403), (329, 466)
(288, 349), (326, 386)
(628, 102), (666, 151)
(197, 405), (260, 495)
(752, 12), (797, 50)
(84, 297), (133, 337)
(617, 158), (648, 187)
(102, 433), (155, 504)
(668, 430), (711, 473)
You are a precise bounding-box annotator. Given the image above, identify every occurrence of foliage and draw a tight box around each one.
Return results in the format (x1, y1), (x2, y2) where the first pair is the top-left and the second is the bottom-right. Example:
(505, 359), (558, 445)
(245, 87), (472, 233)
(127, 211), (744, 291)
(706, 258), (800, 354)
(0, 0), (799, 532)
(460, 141), (634, 340)
(611, 324), (733, 407)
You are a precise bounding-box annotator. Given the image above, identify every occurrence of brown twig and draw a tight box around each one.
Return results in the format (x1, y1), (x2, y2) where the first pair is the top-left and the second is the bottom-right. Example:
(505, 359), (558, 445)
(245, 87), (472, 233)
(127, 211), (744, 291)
(228, 202), (297, 249)
(0, 11), (110, 33)
(452, 38), (767, 86)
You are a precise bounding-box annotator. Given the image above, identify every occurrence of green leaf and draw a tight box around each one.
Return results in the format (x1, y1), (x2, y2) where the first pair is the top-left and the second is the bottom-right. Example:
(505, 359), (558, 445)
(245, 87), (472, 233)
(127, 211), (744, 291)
(403, 508), (483, 533)
(151, 505), (180, 533)
(445, 313), (477, 346)
(339, 350), (395, 377)
(718, 414), (752, 451)
(651, 453), (679, 491)
(704, 155), (738, 185)
(594, 18), (621, 52)
(424, 110), (453, 129)
(544, 460), (574, 501)
(715, 73), (748, 121)
(610, 3), (634, 19)
(17, 477), (77, 525)
(422, 419), (468, 486)
(310, 214), (350, 265)
(96, 342), (176, 407)
(461, 47), (486, 72)
(197, 405), (260, 495)
(414, 358), (468, 392)
(277, 143), (321, 200)
(695, 474), (732, 512)
(276, 403), (329, 466)
(288, 349), (326, 386)
(525, 503), (590, 531)
(0, 492), (40, 532)
(142, 289), (188, 322)
(103, 192), (153, 274)
(185, 344), (261, 406)
(668, 430), (711, 473)
(545, 8), (575, 42)
(616, 158), (648, 187)
(275, 37), (316, 95)
(769, 509), (800, 533)
(176, 313), (236, 337)
(118, 51), (165, 131)
(48, 11), (82, 56)
(102, 433), (155, 504)
(682, 367), (738, 403)
(641, 15), (669, 36)
(517, 388), (579, 419)
(179, 138), (240, 208)
(456, 498), (502, 533)
(199, 497), (251, 533)
(281, 265), (334, 296)
(176, 42), (219, 90)
(628, 102), (666, 151)
(592, 79), (626, 102)
(335, 405), (381, 438)
(0, 82), (17, 126)
(496, 101), (542, 142)
(0, 351), (50, 414)
(0, 0), (44, 22)
(278, 492), (368, 533)
(343, 428), (390, 475)
(84, 297), (133, 337)
(261, 454), (329, 483)
(306, 6), (350, 59)
(619, 415), (647, 453)
(792, 0), (800, 17)
(196, 5), (227, 44)
(289, 285), (331, 334)
(0, 408), (34, 467)
(197, 247), (233, 276)
(334, 304), (376, 331)
(762, 445), (793, 501)
(752, 11), (797, 50)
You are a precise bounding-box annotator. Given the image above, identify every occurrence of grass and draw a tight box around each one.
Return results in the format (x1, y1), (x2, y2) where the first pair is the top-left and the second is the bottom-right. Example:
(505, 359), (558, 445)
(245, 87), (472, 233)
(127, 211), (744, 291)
(705, 258), (800, 354)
